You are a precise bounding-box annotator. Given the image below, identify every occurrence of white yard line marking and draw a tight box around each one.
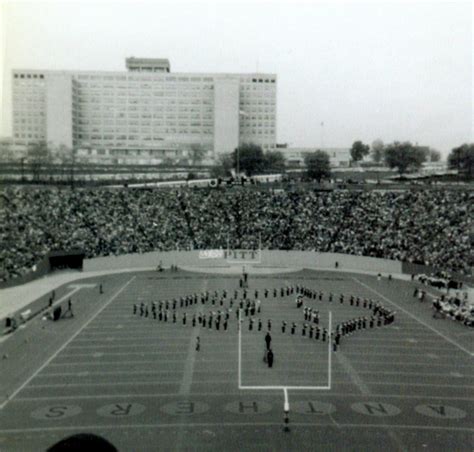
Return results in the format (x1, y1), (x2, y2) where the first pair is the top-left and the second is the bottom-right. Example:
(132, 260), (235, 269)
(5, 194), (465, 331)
(335, 352), (370, 396)
(353, 277), (473, 357)
(179, 323), (200, 395)
(0, 277), (135, 411)
(34, 369), (474, 379)
(14, 392), (474, 403)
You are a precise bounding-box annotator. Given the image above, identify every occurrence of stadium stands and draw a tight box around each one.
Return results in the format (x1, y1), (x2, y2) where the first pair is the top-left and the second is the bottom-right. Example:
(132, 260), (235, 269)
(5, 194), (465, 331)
(1, 187), (472, 282)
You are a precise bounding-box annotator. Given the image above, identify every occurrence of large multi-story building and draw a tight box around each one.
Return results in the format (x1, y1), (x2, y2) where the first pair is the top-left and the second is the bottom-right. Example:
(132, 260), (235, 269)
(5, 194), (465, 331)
(11, 58), (277, 163)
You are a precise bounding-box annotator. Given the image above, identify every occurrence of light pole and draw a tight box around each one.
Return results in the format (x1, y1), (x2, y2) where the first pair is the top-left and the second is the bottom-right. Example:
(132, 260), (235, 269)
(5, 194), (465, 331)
(235, 147), (240, 179)
(320, 121), (325, 149)
(20, 157), (25, 182)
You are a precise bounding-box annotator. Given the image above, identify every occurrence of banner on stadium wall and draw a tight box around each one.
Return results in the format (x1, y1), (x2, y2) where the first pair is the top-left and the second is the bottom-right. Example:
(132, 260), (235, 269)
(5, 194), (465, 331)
(198, 250), (224, 259)
(224, 249), (261, 263)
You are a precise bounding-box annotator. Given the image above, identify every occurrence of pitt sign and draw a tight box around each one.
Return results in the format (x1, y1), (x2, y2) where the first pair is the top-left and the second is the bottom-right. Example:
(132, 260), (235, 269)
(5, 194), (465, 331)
(199, 249), (261, 263)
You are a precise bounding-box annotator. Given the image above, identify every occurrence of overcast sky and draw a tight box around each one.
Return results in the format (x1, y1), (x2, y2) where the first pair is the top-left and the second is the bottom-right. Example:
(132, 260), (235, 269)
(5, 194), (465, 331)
(1, 0), (472, 155)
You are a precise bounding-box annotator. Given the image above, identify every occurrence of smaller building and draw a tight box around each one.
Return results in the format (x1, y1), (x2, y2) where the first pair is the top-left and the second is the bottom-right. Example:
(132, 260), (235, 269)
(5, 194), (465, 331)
(277, 145), (351, 168)
(125, 57), (170, 73)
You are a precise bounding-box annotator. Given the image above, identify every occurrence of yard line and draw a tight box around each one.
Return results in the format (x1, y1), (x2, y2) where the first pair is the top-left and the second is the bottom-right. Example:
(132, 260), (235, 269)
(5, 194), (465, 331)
(179, 315), (201, 395)
(0, 276), (136, 411)
(34, 369), (474, 379)
(353, 277), (473, 357)
(47, 358), (474, 368)
(14, 391), (474, 402)
(28, 381), (183, 388)
(335, 351), (370, 395)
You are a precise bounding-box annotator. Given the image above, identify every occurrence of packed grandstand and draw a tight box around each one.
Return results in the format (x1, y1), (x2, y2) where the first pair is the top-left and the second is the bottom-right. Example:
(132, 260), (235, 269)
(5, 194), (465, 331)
(1, 186), (472, 282)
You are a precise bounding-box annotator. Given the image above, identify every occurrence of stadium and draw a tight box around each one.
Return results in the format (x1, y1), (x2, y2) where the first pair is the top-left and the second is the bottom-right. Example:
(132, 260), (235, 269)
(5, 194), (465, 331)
(0, 183), (472, 451)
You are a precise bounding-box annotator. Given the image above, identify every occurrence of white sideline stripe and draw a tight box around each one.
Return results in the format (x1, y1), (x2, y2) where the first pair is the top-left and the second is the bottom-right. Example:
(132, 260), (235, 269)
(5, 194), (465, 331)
(0, 277), (136, 411)
(0, 423), (472, 434)
(353, 277), (473, 357)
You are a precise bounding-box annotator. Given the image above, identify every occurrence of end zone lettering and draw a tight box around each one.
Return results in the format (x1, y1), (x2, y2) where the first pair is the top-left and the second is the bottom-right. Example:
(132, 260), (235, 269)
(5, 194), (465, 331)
(199, 250), (224, 259)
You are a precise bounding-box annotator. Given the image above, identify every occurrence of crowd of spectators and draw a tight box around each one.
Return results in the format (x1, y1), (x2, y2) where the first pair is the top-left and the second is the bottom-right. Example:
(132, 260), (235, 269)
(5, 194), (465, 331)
(1, 186), (472, 282)
(432, 294), (473, 327)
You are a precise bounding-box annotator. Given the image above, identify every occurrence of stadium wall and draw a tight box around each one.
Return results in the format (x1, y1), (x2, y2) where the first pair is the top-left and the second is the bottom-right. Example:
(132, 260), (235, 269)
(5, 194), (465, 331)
(83, 250), (402, 274)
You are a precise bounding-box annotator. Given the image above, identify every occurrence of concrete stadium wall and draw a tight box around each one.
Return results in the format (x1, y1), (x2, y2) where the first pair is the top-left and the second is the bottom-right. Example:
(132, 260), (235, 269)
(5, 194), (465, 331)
(83, 250), (402, 274)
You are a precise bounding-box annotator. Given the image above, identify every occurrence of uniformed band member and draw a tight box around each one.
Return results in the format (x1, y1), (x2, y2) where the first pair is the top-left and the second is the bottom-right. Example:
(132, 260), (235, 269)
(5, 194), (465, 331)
(263, 332), (272, 351)
(63, 299), (74, 318)
(196, 336), (200, 351)
(282, 321), (287, 333)
(291, 322), (296, 335)
(267, 349), (274, 368)
(258, 319), (263, 331)
(267, 319), (272, 331)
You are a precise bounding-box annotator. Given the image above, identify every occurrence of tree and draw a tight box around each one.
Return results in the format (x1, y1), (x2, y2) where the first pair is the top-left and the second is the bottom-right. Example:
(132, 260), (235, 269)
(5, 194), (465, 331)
(232, 143), (266, 176)
(263, 150), (286, 173)
(371, 139), (384, 164)
(161, 157), (175, 166)
(384, 141), (427, 176)
(304, 150), (331, 182)
(350, 140), (370, 165)
(448, 144), (474, 179)
(27, 141), (51, 181)
(429, 150), (441, 162)
(190, 144), (207, 165)
(210, 153), (233, 178)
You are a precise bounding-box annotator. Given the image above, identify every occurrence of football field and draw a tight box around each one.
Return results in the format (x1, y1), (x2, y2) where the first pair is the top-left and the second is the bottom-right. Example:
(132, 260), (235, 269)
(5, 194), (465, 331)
(0, 269), (472, 451)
